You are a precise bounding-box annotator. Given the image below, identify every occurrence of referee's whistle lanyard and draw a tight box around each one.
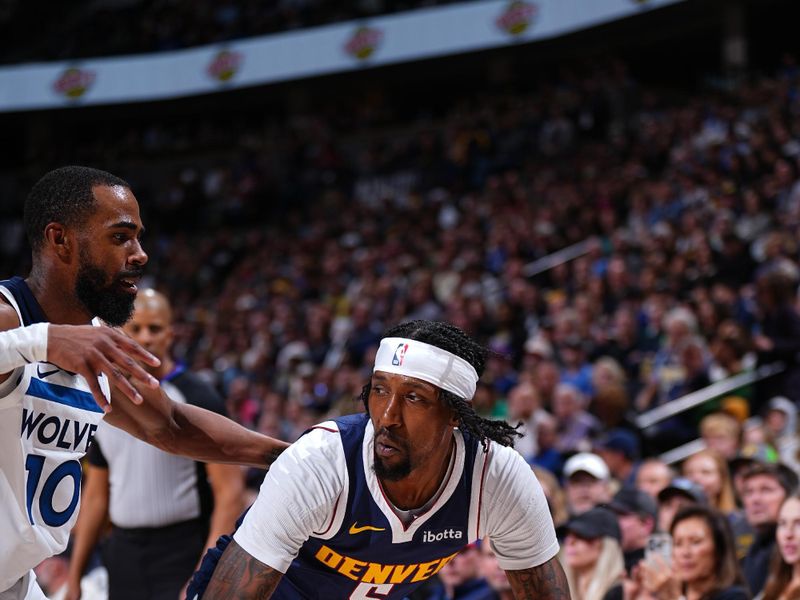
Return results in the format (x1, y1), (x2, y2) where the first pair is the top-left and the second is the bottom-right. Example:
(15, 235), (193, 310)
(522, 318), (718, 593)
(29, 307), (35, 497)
(161, 362), (186, 383)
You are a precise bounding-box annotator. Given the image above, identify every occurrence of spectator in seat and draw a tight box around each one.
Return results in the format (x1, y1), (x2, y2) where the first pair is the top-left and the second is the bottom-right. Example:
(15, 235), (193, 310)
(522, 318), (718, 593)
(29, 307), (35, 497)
(608, 487), (658, 574)
(595, 428), (641, 487)
(761, 492), (800, 600)
(564, 452), (613, 516)
(553, 383), (600, 454)
(701, 412), (743, 461)
(558, 507), (625, 600)
(633, 505), (748, 600)
(741, 462), (799, 596)
(506, 381), (548, 462)
(657, 478), (708, 533)
(635, 458), (675, 500)
(683, 449), (738, 515)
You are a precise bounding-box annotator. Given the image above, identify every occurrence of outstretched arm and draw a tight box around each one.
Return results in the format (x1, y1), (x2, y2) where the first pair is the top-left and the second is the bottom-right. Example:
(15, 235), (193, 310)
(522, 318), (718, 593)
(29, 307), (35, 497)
(104, 384), (288, 469)
(506, 556), (571, 600)
(203, 540), (283, 600)
(0, 303), (159, 410)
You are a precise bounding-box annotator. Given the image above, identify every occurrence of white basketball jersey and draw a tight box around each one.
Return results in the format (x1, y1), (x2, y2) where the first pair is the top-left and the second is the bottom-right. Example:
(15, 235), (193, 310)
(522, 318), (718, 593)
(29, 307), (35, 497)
(0, 279), (109, 592)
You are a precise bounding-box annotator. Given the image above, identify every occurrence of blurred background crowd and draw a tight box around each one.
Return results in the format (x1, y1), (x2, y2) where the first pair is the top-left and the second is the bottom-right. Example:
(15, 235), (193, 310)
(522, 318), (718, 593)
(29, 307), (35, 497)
(6, 0), (800, 598)
(0, 0), (465, 64)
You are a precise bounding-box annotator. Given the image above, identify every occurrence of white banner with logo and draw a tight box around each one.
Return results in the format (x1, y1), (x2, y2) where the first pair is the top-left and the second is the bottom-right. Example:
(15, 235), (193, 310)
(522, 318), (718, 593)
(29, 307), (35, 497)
(0, 0), (683, 112)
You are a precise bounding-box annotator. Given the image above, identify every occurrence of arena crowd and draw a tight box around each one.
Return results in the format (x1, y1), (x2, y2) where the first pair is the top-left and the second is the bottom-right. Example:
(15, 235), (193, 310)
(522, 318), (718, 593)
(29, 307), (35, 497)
(6, 52), (800, 599)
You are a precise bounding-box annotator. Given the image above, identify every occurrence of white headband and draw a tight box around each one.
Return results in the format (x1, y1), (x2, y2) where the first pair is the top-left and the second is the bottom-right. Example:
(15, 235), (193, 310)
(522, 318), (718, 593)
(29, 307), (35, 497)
(373, 337), (479, 400)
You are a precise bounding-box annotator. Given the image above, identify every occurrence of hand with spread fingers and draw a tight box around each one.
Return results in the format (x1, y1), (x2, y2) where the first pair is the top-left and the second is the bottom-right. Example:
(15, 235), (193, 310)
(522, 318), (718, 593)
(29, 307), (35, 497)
(47, 323), (161, 412)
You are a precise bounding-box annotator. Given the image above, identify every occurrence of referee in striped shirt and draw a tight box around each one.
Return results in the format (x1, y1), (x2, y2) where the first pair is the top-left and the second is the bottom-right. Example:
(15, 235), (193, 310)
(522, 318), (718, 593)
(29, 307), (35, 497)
(67, 289), (245, 600)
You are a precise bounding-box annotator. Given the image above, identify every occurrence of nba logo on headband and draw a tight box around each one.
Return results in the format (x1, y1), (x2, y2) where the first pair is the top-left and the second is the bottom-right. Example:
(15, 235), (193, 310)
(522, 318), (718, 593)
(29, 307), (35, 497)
(375, 337), (479, 400)
(392, 343), (409, 366)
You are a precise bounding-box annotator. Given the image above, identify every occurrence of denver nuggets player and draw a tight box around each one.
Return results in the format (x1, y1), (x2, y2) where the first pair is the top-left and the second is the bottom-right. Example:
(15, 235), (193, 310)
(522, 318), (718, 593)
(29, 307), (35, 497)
(0, 166), (289, 600)
(198, 320), (569, 600)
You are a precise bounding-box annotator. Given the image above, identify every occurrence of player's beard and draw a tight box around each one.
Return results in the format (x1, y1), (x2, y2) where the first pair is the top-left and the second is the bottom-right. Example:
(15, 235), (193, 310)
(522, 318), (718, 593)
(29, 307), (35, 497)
(373, 429), (413, 481)
(75, 249), (139, 327)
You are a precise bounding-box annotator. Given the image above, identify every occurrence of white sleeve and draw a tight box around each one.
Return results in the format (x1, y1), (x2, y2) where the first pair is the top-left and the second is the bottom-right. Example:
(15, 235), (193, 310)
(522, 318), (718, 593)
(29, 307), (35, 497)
(233, 424), (347, 572)
(0, 323), (48, 374)
(482, 443), (559, 571)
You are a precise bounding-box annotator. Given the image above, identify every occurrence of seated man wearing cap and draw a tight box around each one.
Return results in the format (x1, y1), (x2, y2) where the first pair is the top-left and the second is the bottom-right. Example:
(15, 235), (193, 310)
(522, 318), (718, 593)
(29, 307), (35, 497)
(191, 321), (568, 600)
(608, 488), (657, 574)
(564, 453), (613, 516)
(656, 478), (708, 533)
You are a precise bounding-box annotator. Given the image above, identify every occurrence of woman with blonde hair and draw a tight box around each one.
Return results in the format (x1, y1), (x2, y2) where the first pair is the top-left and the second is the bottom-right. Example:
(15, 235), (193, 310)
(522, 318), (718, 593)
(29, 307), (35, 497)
(683, 448), (738, 515)
(559, 506), (625, 600)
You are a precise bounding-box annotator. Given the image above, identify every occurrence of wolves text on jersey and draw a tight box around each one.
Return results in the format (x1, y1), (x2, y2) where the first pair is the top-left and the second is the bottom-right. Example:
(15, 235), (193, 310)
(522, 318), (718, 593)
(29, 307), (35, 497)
(20, 408), (98, 453)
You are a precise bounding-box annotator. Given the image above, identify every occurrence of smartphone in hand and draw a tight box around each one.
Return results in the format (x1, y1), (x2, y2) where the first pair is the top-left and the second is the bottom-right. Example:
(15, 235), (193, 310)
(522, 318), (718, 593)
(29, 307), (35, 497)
(645, 533), (673, 566)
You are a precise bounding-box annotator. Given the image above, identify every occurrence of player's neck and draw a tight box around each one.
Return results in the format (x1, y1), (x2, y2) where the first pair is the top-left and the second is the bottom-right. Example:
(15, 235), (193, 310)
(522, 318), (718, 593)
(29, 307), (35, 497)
(26, 272), (93, 325)
(380, 434), (454, 510)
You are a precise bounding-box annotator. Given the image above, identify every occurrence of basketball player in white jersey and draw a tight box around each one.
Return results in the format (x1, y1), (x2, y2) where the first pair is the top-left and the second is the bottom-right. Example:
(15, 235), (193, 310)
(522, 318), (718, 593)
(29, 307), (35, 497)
(0, 166), (289, 600)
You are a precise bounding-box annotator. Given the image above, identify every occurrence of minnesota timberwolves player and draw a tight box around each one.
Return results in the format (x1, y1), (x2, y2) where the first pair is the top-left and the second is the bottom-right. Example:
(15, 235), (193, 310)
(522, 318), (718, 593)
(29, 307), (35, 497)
(0, 166), (288, 600)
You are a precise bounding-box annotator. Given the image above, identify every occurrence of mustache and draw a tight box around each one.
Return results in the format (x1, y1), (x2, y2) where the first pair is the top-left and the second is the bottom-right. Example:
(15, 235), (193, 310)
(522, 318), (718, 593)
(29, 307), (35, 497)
(116, 267), (145, 279)
(375, 427), (405, 447)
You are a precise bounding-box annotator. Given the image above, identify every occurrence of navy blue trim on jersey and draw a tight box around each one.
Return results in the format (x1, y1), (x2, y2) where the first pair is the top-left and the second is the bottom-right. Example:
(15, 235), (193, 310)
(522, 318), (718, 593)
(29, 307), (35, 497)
(273, 413), (480, 600)
(0, 277), (48, 325)
(185, 415), (483, 600)
(26, 377), (104, 413)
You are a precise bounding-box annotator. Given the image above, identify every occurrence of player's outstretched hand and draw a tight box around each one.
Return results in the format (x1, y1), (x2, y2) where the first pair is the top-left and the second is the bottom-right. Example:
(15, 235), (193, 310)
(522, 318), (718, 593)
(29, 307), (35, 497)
(48, 324), (161, 412)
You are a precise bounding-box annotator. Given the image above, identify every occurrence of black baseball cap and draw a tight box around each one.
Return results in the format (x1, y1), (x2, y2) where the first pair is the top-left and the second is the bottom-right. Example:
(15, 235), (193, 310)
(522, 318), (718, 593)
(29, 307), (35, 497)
(609, 487), (658, 520)
(657, 478), (708, 505)
(558, 507), (622, 543)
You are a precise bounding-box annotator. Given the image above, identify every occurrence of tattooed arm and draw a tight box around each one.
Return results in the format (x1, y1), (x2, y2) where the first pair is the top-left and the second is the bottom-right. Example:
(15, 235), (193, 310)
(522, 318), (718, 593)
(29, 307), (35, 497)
(506, 556), (571, 600)
(106, 384), (288, 469)
(203, 540), (283, 600)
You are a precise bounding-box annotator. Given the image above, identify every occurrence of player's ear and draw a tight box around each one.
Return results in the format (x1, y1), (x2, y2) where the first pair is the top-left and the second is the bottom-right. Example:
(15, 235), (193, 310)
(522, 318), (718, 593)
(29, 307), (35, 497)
(44, 223), (72, 261)
(448, 408), (459, 427)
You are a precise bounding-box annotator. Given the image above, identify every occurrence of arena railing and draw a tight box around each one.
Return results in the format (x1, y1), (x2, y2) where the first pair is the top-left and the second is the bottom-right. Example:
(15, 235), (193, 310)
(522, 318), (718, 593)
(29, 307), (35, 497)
(631, 361), (785, 464)
(522, 237), (597, 278)
(636, 361), (785, 430)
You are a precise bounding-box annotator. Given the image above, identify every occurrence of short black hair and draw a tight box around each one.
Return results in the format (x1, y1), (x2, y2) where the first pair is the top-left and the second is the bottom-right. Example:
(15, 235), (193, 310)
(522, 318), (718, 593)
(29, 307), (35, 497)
(742, 461), (799, 496)
(24, 166), (130, 252)
(360, 320), (522, 450)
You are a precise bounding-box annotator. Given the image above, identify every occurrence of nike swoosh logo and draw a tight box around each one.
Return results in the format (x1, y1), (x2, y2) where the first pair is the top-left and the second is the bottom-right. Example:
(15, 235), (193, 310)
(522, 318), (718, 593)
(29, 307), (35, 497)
(349, 523), (386, 535)
(37, 364), (60, 379)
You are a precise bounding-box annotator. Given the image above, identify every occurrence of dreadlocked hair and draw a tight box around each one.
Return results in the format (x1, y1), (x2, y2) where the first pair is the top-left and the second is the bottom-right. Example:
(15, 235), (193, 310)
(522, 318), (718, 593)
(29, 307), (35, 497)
(360, 319), (522, 451)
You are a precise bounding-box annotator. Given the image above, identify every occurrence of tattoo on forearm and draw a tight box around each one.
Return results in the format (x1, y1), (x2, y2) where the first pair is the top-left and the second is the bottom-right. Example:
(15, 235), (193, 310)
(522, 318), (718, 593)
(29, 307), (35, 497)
(507, 557), (571, 600)
(204, 541), (282, 600)
(264, 446), (285, 468)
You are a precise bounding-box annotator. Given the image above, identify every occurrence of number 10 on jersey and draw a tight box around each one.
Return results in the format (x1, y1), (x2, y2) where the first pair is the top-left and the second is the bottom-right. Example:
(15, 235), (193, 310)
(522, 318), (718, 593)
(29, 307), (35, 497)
(25, 454), (82, 527)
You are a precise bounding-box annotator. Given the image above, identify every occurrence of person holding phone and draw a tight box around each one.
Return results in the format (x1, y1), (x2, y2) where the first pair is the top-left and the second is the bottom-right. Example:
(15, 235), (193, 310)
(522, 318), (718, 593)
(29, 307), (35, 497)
(631, 505), (748, 600)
